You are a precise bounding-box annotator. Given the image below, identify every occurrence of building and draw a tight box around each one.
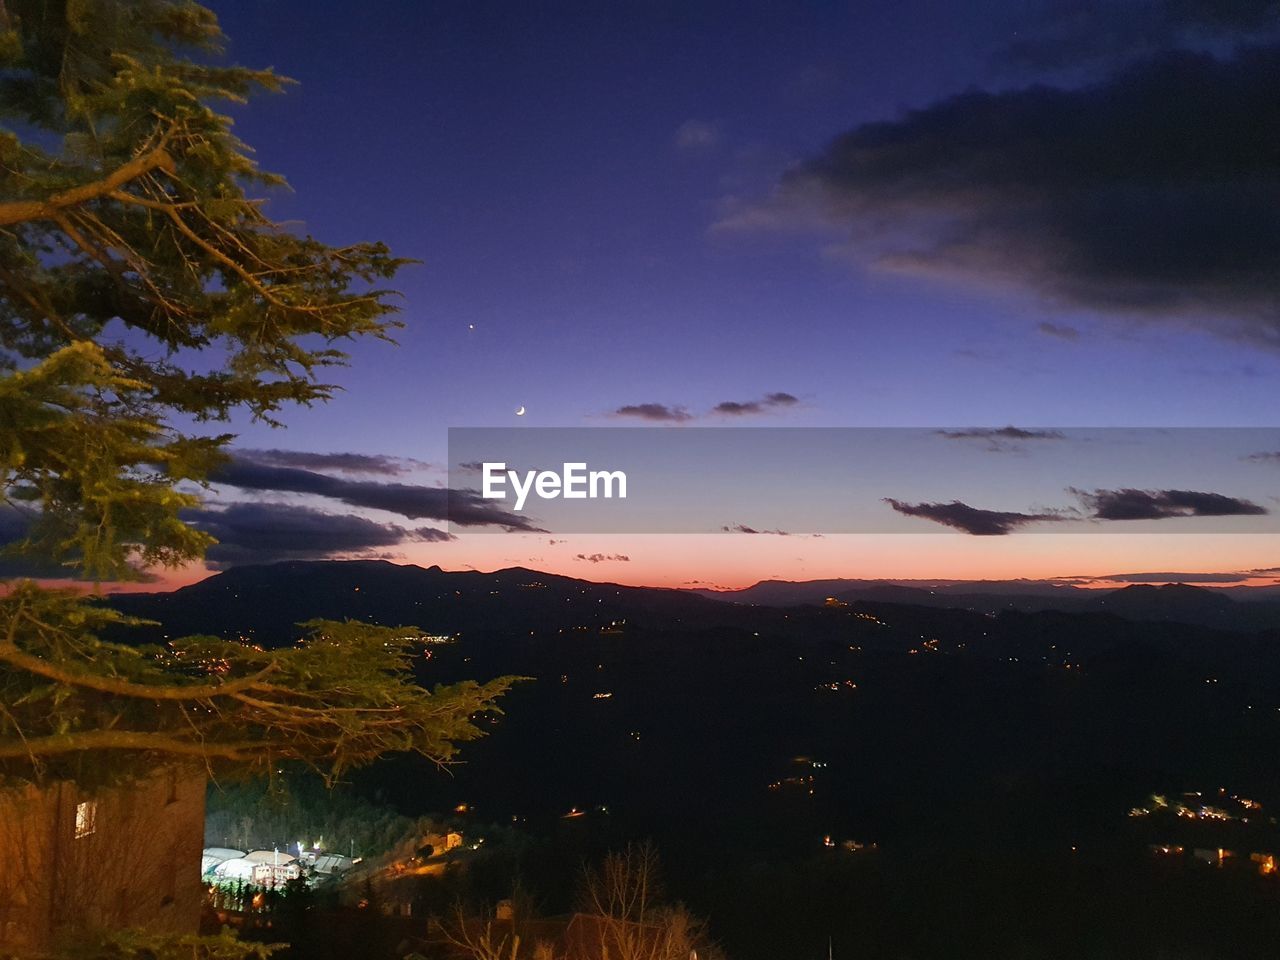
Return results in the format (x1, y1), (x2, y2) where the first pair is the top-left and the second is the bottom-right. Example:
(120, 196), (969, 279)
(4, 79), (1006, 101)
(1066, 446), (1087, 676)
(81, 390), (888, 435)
(0, 768), (207, 953)
(242, 850), (302, 887)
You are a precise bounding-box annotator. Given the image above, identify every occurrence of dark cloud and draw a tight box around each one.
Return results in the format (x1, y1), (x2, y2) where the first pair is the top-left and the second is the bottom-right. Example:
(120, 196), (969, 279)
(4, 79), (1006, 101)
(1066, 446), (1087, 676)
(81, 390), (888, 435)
(886, 486), (1266, 534)
(1038, 321), (1081, 340)
(939, 427), (1065, 442)
(614, 403), (693, 423)
(188, 502), (453, 568)
(1244, 451), (1280, 463)
(885, 499), (1065, 535)
(574, 553), (630, 563)
(721, 524), (792, 535)
(938, 426), (1067, 453)
(734, 44), (1280, 348)
(210, 458), (544, 531)
(712, 392), (800, 416)
(0, 496), (457, 576)
(1074, 487), (1267, 520)
(413, 527), (457, 543)
(713, 402), (763, 416)
(0, 506), (31, 544)
(0, 508), (167, 580)
(235, 449), (422, 475)
(0, 507), (89, 578)
(997, 0), (1280, 72)
(1070, 570), (1258, 583)
(615, 393), (798, 421)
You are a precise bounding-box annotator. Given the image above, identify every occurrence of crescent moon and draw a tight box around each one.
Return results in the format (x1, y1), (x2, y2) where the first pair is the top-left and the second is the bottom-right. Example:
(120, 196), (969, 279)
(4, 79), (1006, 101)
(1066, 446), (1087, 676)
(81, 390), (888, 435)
(515, 406), (526, 416)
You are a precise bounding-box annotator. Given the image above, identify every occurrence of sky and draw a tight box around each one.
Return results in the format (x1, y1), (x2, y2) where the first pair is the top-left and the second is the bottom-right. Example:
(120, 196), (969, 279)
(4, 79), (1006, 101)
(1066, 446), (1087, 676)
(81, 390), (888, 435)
(136, 0), (1280, 590)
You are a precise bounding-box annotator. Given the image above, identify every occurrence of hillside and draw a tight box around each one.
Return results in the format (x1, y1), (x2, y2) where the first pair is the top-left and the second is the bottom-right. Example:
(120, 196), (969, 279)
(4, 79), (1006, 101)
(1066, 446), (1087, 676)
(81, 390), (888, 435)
(695, 576), (1280, 629)
(104, 559), (1280, 960)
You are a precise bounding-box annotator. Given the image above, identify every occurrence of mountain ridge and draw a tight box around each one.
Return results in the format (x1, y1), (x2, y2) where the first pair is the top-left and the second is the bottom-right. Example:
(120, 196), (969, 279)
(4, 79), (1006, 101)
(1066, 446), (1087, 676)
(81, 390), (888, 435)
(108, 560), (1280, 634)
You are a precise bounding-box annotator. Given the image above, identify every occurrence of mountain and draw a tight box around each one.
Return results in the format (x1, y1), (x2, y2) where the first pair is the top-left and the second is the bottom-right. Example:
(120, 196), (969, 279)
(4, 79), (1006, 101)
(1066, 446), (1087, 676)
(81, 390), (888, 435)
(108, 559), (727, 645)
(695, 578), (1093, 607)
(109, 563), (1280, 638)
(691, 575), (1280, 629)
(104, 559), (1280, 960)
(101, 558), (1280, 859)
(1088, 583), (1238, 628)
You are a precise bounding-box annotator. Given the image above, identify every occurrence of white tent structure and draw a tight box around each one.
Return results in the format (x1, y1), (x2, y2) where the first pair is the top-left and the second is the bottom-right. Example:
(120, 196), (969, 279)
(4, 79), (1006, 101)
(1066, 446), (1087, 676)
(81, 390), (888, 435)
(201, 847), (246, 877)
(212, 857), (257, 882)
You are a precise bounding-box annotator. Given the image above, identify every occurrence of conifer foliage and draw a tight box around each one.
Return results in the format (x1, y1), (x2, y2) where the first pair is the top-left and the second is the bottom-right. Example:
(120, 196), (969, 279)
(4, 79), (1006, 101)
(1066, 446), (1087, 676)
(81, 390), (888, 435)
(0, 0), (512, 789)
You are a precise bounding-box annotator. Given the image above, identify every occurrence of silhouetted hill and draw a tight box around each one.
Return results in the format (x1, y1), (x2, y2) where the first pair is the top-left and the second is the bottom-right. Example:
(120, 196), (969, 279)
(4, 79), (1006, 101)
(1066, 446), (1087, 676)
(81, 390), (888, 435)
(694, 578), (1092, 607)
(108, 559), (726, 645)
(1089, 583), (1237, 628)
(102, 558), (1280, 960)
(695, 576), (1280, 630)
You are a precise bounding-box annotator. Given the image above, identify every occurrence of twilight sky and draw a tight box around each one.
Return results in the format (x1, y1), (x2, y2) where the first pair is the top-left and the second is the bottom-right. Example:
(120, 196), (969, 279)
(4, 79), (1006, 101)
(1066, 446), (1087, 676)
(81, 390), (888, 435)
(152, 0), (1280, 590)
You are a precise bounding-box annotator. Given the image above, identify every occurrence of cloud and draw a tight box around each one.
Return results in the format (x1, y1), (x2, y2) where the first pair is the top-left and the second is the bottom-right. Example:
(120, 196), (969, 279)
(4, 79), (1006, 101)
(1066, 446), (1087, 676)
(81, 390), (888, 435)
(187, 502), (454, 568)
(0, 501), (450, 579)
(235, 449), (423, 475)
(1067, 570), (1259, 583)
(886, 486), (1266, 534)
(937, 426), (1066, 451)
(996, 0), (1280, 72)
(712, 392), (800, 416)
(617, 392), (799, 421)
(614, 403), (694, 423)
(675, 119), (722, 151)
(1244, 451), (1280, 463)
(413, 527), (457, 543)
(1037, 321), (1081, 341)
(0, 506), (31, 545)
(0, 507), (95, 578)
(725, 44), (1280, 348)
(885, 499), (1065, 535)
(721, 524), (791, 535)
(210, 458), (544, 531)
(1073, 487), (1268, 520)
(574, 553), (630, 563)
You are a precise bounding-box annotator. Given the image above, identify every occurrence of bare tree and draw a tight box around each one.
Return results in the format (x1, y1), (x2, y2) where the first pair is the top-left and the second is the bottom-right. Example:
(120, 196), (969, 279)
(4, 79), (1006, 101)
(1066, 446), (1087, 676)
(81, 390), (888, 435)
(580, 841), (663, 925)
(436, 901), (562, 960)
(578, 842), (720, 960)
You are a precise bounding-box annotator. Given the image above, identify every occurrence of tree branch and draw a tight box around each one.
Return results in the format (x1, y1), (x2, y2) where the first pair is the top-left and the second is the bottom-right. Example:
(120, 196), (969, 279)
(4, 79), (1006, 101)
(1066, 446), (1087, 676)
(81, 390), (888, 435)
(0, 143), (176, 227)
(0, 729), (258, 761)
(0, 638), (277, 701)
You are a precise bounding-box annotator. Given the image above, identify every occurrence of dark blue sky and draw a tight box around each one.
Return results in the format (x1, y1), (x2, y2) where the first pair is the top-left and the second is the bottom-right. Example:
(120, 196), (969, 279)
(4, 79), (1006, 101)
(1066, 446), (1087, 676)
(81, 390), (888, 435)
(211, 1), (1279, 451)
(177, 1), (1280, 586)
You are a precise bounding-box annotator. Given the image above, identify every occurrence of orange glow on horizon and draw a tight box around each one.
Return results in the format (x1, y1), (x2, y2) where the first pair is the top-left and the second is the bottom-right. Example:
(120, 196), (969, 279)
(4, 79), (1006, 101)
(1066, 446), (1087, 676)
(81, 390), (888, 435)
(69, 532), (1280, 595)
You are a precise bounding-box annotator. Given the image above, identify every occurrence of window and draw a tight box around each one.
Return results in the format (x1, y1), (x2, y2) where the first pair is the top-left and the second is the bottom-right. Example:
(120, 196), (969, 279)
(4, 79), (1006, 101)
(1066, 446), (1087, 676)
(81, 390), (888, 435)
(74, 800), (96, 839)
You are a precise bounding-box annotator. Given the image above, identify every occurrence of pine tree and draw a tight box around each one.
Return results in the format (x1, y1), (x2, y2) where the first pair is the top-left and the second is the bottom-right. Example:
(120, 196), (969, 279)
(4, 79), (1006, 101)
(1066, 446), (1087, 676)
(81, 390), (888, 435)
(0, 0), (512, 802)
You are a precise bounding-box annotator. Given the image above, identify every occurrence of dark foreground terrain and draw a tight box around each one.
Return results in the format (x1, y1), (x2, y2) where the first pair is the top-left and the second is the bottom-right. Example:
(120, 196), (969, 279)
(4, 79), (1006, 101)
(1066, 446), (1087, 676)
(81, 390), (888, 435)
(113, 561), (1280, 959)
